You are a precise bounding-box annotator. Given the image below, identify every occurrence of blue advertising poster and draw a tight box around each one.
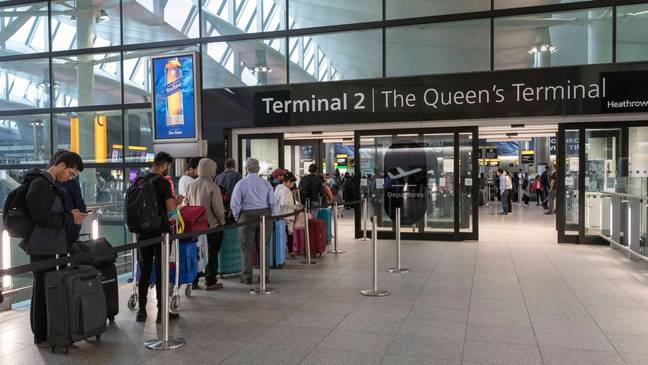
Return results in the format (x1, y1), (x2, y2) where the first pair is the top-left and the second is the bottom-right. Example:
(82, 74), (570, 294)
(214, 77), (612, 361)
(152, 54), (197, 140)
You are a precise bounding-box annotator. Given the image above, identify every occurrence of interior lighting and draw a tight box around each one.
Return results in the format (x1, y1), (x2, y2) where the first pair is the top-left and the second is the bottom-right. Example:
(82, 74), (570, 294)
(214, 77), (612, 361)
(2, 230), (11, 289)
(92, 218), (99, 240)
(252, 65), (272, 74)
(528, 44), (557, 54)
(630, 10), (648, 16)
(96, 9), (109, 23)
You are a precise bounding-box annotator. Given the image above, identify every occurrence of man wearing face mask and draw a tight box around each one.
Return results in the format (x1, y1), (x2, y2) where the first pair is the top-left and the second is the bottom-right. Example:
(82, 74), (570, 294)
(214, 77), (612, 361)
(135, 152), (180, 324)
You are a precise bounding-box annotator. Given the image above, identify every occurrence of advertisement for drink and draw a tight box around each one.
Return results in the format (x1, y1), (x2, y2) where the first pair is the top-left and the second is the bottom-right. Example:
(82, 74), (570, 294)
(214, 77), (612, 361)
(152, 53), (198, 141)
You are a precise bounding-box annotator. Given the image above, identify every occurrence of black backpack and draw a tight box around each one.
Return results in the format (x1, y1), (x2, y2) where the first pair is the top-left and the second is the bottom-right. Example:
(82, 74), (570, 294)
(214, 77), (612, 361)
(126, 175), (161, 234)
(2, 175), (49, 240)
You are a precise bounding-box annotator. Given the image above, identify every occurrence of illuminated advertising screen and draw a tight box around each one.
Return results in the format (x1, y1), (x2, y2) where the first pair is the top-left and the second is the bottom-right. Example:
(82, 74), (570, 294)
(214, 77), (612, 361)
(151, 53), (200, 142)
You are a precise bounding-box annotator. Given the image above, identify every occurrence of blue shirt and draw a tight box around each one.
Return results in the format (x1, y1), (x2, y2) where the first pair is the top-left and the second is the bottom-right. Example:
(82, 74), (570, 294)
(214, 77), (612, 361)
(230, 173), (276, 221)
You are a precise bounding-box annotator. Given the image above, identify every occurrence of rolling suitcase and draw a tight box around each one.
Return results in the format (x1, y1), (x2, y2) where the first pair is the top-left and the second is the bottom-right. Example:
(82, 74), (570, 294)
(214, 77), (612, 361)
(293, 218), (327, 256)
(218, 228), (242, 275)
(45, 265), (107, 354)
(169, 241), (198, 285)
(97, 263), (119, 321)
(315, 208), (332, 244)
(269, 220), (287, 268)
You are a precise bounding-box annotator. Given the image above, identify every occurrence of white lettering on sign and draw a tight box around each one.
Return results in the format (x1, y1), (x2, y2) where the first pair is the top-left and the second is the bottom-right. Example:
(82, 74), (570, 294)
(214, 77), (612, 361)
(262, 93), (350, 114)
(512, 78), (605, 102)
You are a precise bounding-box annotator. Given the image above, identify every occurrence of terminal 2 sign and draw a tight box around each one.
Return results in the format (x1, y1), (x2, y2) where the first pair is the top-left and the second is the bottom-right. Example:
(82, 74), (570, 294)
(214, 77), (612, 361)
(239, 63), (648, 126)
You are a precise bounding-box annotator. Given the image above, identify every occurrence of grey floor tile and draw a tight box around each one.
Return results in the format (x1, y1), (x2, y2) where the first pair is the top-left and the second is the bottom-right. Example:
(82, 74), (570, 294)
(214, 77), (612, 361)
(353, 302), (413, 318)
(301, 348), (384, 365)
(469, 298), (528, 314)
(409, 304), (468, 324)
(337, 312), (404, 335)
(534, 326), (616, 352)
(467, 309), (531, 328)
(462, 340), (543, 365)
(381, 354), (460, 365)
(223, 308), (291, 325)
(299, 299), (359, 314)
(220, 342), (312, 365)
(319, 328), (395, 353)
(277, 311), (346, 329)
(540, 346), (626, 365)
(202, 321), (274, 342)
(466, 323), (537, 345)
(607, 334), (648, 354)
(620, 352), (648, 365)
(595, 318), (648, 336)
(398, 318), (466, 340)
(387, 334), (463, 360)
(253, 325), (330, 348)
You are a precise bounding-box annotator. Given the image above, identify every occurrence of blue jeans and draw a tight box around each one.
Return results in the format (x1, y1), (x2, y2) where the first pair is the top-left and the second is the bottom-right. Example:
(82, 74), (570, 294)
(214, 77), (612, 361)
(501, 190), (509, 213)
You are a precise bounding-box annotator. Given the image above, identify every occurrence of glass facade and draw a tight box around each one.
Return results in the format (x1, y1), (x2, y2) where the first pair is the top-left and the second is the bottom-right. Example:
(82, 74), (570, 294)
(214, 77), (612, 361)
(1, 0), (648, 299)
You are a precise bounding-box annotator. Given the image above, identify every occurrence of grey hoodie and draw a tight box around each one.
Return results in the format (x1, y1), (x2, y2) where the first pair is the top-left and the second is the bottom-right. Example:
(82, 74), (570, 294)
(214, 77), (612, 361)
(185, 159), (225, 227)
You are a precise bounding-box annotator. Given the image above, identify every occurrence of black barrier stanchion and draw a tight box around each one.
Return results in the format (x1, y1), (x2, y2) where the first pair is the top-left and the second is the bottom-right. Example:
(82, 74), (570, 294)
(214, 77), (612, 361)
(388, 207), (410, 274)
(251, 215), (276, 295)
(328, 201), (345, 254)
(361, 216), (390, 297)
(299, 201), (318, 266)
(145, 233), (186, 350)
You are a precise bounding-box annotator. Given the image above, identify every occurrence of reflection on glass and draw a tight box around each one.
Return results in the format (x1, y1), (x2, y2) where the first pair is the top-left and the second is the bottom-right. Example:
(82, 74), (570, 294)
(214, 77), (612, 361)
(54, 110), (122, 164)
(495, 0), (589, 9)
(289, 30), (381, 84)
(0, 3), (49, 54)
(124, 109), (154, 163)
(423, 134), (454, 232)
(361, 135), (391, 230)
(52, 53), (121, 107)
(203, 38), (286, 88)
(51, 0), (121, 51)
(241, 138), (279, 178)
(288, 0), (380, 28)
(459, 133), (473, 232)
(564, 130), (579, 234)
(122, 0), (199, 44)
(628, 127), (648, 197)
(494, 8), (612, 70)
(202, 0), (286, 36)
(387, 20), (490, 77)
(616, 4), (648, 63)
(0, 114), (51, 164)
(0, 58), (50, 110)
(387, 0), (489, 19)
(124, 46), (199, 104)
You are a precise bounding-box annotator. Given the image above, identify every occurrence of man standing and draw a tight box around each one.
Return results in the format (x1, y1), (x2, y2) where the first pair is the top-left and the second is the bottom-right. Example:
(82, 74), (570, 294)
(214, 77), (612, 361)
(299, 164), (325, 208)
(136, 152), (180, 324)
(545, 168), (557, 215)
(540, 165), (550, 209)
(230, 159), (275, 285)
(177, 157), (201, 201)
(23, 152), (87, 345)
(216, 158), (242, 222)
(496, 168), (508, 216)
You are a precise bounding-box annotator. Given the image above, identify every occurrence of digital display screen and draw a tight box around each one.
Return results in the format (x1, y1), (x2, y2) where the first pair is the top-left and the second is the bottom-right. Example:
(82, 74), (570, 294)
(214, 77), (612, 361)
(152, 53), (197, 141)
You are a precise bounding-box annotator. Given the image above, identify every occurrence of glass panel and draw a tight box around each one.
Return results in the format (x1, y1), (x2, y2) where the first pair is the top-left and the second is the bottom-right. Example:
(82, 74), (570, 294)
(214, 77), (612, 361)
(585, 128), (621, 236)
(0, 114), (50, 164)
(387, 0), (489, 19)
(288, 0), (380, 28)
(495, 0), (589, 9)
(564, 129), (579, 234)
(386, 19), (490, 77)
(0, 58), (50, 110)
(202, 0), (286, 36)
(423, 133), (454, 232)
(494, 8), (612, 70)
(359, 135), (391, 232)
(124, 46), (199, 104)
(628, 127), (648, 197)
(54, 110), (123, 164)
(203, 38), (287, 89)
(52, 52), (121, 107)
(122, 0), (199, 45)
(0, 2), (49, 54)
(51, 0), (121, 51)
(459, 133), (473, 233)
(617, 4), (648, 63)
(124, 109), (154, 163)
(289, 30), (381, 84)
(241, 137), (279, 178)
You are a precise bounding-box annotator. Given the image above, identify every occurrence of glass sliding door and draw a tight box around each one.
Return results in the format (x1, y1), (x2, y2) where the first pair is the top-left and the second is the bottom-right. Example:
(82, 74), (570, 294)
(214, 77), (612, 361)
(284, 140), (322, 184)
(238, 134), (283, 179)
(355, 127), (478, 241)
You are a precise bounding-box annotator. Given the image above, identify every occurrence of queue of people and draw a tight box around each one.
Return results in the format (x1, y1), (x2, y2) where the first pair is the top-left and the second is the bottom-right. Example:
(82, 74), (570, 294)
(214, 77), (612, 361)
(490, 165), (557, 216)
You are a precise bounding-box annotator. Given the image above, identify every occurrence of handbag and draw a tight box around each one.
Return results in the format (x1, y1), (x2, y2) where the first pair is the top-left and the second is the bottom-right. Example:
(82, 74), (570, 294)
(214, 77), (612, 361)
(293, 210), (313, 230)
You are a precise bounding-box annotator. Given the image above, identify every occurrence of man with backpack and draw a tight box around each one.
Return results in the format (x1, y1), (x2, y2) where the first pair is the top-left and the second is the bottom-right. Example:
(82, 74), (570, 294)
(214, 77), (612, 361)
(216, 158), (242, 223)
(127, 151), (180, 324)
(540, 165), (551, 209)
(6, 152), (87, 345)
(298, 164), (325, 208)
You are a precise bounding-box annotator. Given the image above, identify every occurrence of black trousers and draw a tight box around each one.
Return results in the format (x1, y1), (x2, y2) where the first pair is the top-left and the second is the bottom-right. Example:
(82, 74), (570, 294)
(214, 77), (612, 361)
(286, 224), (294, 254)
(30, 254), (56, 341)
(536, 190), (543, 205)
(507, 189), (513, 213)
(205, 231), (223, 284)
(137, 242), (162, 309)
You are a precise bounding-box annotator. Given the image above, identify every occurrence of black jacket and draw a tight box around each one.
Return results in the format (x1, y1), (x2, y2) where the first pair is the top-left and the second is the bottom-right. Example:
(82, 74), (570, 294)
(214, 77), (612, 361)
(21, 169), (71, 255)
(298, 174), (324, 205)
(60, 179), (86, 243)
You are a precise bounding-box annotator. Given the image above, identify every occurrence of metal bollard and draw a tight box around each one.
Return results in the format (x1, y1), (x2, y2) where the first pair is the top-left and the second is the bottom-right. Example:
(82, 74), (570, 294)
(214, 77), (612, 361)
(252, 215), (275, 294)
(388, 207), (410, 273)
(361, 216), (390, 297)
(360, 198), (368, 241)
(299, 202), (318, 266)
(328, 201), (345, 254)
(145, 233), (186, 350)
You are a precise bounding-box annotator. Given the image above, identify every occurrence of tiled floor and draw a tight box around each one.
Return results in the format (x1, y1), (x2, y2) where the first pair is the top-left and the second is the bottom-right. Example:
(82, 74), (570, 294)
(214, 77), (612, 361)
(1, 205), (648, 364)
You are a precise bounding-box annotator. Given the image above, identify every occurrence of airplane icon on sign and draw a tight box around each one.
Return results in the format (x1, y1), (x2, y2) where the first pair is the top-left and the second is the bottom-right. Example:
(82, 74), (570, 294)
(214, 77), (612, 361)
(387, 167), (422, 180)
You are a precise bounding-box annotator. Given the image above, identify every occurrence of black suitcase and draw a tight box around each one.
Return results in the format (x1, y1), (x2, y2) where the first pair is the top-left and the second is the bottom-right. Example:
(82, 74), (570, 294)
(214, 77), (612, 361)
(97, 263), (119, 321)
(70, 236), (116, 267)
(45, 265), (107, 354)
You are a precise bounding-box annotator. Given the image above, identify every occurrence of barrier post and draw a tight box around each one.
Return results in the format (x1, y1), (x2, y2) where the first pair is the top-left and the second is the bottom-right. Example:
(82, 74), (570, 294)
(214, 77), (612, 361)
(360, 198), (368, 241)
(361, 216), (390, 297)
(388, 207), (410, 273)
(328, 201), (345, 254)
(299, 201), (318, 266)
(252, 215), (275, 294)
(145, 233), (186, 350)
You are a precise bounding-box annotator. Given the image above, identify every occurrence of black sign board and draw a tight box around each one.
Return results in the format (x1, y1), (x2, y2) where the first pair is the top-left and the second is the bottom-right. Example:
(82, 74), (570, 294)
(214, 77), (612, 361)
(383, 141), (428, 225)
(549, 136), (557, 155)
(521, 152), (535, 164)
(205, 63), (648, 129)
(484, 147), (498, 159)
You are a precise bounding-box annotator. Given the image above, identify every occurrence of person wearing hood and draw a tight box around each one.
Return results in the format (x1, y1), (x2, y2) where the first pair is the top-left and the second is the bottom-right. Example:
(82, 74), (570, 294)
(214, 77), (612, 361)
(185, 158), (226, 290)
